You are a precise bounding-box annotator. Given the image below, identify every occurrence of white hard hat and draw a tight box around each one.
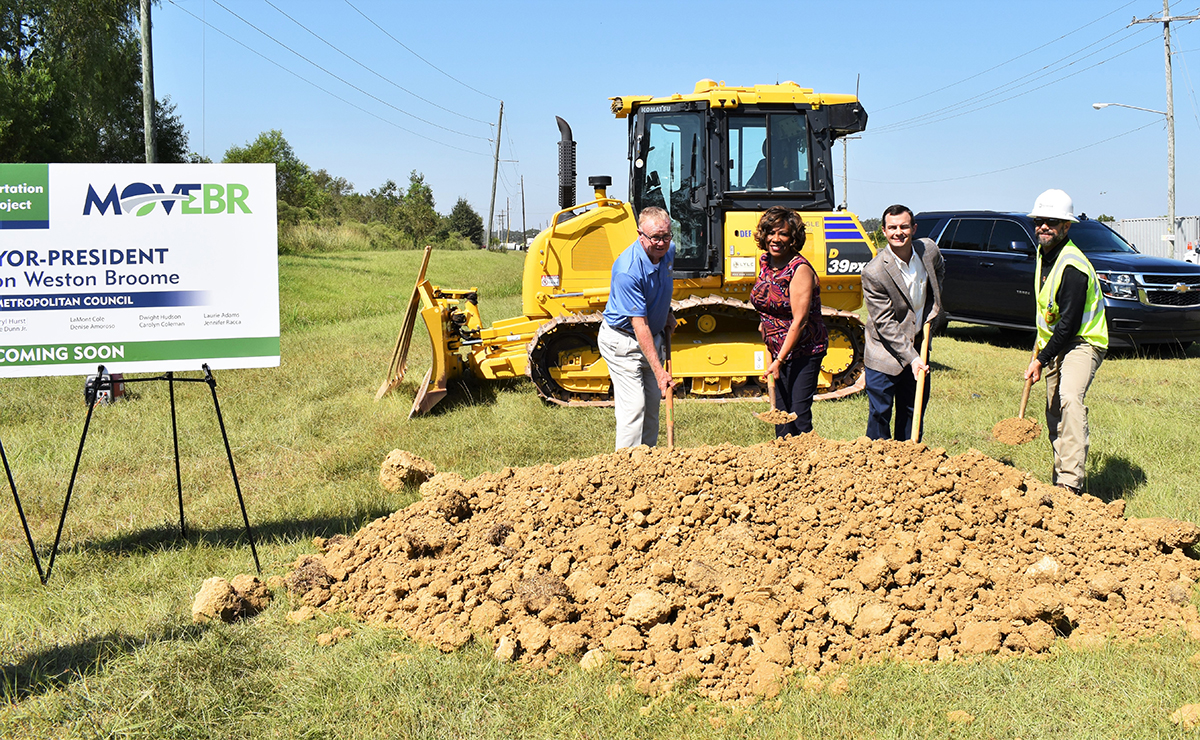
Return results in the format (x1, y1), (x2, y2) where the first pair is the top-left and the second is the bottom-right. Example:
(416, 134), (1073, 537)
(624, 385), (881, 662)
(1028, 189), (1078, 222)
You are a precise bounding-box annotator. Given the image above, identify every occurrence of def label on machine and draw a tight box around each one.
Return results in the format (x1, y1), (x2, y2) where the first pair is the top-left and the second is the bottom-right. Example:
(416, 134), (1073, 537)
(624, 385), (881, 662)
(0, 163), (280, 378)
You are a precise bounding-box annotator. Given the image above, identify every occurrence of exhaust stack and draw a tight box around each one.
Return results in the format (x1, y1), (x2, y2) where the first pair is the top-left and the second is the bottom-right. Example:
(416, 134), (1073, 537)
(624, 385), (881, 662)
(556, 116), (577, 210)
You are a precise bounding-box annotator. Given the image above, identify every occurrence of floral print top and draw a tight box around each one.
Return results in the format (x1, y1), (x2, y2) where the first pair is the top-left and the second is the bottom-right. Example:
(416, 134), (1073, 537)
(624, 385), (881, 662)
(750, 252), (828, 361)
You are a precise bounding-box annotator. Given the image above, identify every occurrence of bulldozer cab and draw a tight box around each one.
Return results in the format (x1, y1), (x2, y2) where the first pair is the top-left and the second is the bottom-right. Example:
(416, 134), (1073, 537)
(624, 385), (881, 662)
(621, 80), (867, 277)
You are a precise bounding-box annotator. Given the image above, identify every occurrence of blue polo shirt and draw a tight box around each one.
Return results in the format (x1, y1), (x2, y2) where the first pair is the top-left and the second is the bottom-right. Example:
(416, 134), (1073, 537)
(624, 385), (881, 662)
(602, 238), (674, 335)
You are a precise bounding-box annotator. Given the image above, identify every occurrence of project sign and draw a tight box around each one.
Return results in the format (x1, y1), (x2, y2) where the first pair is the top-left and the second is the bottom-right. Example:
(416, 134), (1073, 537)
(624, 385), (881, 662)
(0, 163), (280, 377)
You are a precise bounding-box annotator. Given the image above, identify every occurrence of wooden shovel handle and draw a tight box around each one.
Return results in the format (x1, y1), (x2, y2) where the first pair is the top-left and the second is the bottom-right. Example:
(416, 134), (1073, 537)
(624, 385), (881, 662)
(767, 374), (777, 411)
(1018, 348), (1037, 419)
(910, 323), (933, 443)
(665, 333), (674, 449)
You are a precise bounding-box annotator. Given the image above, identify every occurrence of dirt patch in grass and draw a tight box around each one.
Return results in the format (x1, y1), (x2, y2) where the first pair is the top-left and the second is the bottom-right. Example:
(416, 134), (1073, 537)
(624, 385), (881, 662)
(287, 435), (1200, 702)
(992, 417), (1041, 445)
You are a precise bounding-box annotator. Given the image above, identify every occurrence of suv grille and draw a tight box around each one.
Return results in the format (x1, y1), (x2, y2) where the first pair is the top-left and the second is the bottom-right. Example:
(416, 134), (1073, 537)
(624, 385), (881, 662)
(1139, 274), (1200, 308)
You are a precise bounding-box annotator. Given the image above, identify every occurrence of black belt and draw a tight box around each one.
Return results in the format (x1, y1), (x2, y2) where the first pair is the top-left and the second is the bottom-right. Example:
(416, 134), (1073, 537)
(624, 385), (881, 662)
(609, 323), (659, 341)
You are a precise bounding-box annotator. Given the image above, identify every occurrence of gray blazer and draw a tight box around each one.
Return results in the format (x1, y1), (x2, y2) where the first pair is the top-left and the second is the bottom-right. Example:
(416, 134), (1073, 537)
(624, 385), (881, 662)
(862, 237), (946, 376)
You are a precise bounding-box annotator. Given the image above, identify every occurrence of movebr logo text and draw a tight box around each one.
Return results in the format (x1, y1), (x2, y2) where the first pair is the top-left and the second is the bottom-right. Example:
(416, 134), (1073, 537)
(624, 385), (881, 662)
(83, 183), (252, 216)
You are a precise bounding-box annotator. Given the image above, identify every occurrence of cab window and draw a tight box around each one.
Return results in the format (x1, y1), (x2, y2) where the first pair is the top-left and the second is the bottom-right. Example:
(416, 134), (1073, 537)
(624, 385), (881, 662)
(728, 113), (810, 192)
(631, 111), (707, 269)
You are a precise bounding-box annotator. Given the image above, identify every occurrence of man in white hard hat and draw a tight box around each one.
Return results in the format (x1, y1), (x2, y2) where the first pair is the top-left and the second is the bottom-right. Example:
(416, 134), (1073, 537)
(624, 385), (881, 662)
(1023, 189), (1108, 494)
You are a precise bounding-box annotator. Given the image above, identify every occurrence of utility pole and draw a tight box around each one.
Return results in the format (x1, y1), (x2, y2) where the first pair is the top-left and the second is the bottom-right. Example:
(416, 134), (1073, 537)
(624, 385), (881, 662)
(521, 177), (527, 249)
(140, 0), (157, 164)
(1132, 1), (1200, 260)
(505, 197), (510, 246)
(485, 102), (503, 250)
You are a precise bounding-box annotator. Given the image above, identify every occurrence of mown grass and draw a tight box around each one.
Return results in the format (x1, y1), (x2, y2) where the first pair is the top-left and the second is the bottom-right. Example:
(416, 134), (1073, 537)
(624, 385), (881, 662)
(2, 248), (1200, 738)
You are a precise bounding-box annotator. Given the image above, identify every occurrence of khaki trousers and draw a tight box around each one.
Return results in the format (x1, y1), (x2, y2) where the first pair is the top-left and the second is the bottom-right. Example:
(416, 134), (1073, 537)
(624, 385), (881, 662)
(1043, 339), (1105, 489)
(598, 322), (665, 449)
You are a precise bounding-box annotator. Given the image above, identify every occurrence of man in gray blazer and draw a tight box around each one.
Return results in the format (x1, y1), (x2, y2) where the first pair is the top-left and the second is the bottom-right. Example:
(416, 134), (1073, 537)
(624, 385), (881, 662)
(862, 204), (945, 441)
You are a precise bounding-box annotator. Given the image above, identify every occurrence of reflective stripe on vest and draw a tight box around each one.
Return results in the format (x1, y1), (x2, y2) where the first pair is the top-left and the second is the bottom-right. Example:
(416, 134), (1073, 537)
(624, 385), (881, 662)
(1035, 240), (1108, 352)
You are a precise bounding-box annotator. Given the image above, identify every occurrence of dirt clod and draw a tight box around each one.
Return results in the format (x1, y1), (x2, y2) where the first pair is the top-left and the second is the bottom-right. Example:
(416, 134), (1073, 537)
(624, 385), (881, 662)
(992, 417), (1040, 445)
(192, 574), (273, 624)
(1171, 704), (1200, 729)
(380, 449), (436, 492)
(288, 435), (1200, 702)
(755, 409), (796, 425)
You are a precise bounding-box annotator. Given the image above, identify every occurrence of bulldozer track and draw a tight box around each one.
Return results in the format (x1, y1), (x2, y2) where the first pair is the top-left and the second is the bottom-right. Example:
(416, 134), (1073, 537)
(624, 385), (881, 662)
(525, 295), (866, 408)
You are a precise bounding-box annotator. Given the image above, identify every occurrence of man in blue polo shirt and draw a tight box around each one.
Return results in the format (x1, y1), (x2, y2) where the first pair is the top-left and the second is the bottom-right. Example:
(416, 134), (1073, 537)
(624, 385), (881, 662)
(598, 206), (677, 449)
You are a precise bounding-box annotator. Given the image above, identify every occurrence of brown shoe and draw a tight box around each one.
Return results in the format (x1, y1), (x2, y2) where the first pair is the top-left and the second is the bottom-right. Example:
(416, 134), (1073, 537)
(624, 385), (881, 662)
(1056, 483), (1081, 495)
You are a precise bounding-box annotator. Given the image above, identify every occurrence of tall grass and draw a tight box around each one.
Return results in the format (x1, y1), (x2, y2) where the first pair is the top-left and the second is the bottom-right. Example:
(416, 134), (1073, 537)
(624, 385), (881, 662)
(278, 220), (477, 255)
(1, 248), (1199, 738)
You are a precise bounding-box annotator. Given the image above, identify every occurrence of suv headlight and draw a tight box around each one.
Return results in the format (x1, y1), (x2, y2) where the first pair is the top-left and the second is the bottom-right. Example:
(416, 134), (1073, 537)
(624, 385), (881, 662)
(1097, 272), (1138, 300)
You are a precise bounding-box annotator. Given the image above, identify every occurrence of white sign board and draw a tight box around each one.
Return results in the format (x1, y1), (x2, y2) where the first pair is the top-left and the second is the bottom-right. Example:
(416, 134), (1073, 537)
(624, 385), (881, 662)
(0, 163), (279, 377)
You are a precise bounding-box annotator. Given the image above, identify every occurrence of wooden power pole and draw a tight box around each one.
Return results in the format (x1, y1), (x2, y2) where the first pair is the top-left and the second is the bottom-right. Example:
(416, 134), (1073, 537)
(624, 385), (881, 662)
(1132, 0), (1200, 259)
(485, 102), (503, 249)
(140, 0), (157, 164)
(521, 176), (527, 249)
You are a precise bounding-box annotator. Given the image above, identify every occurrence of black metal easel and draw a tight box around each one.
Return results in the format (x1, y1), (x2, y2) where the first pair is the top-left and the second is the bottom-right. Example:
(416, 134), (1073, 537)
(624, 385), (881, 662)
(4, 436), (45, 582)
(41, 363), (260, 584)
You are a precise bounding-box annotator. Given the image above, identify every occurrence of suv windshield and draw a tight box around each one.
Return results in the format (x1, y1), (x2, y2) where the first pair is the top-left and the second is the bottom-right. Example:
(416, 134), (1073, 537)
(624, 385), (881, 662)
(631, 111), (707, 269)
(1069, 221), (1138, 254)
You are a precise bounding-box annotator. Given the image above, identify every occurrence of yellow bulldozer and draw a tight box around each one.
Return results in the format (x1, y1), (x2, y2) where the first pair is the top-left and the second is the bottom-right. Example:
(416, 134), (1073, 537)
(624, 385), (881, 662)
(379, 79), (875, 416)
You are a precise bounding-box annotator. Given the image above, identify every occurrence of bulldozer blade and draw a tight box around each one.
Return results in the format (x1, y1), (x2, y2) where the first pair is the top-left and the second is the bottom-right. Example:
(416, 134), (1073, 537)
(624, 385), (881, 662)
(376, 246), (433, 400)
(409, 368), (448, 418)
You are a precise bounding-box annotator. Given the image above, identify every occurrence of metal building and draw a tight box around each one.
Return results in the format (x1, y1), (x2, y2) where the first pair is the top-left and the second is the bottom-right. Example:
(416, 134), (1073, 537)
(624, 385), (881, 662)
(1110, 216), (1200, 262)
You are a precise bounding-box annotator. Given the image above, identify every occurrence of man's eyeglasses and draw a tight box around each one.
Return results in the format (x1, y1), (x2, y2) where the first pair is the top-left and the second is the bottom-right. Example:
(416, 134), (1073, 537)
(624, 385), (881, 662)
(1033, 218), (1065, 228)
(639, 230), (671, 244)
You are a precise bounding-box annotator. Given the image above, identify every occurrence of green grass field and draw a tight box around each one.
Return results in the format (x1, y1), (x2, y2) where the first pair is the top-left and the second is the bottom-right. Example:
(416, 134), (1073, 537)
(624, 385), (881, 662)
(2, 248), (1199, 738)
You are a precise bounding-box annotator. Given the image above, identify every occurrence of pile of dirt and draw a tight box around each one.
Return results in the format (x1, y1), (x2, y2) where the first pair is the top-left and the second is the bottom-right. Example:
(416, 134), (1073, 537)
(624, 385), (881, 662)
(992, 417), (1041, 445)
(287, 436), (1200, 702)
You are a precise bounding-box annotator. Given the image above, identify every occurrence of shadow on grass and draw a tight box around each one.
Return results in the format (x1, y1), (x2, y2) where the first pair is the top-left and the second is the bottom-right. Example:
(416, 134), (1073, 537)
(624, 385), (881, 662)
(82, 506), (399, 557)
(415, 376), (533, 416)
(943, 323), (1035, 350)
(1087, 453), (1147, 503)
(1, 624), (201, 703)
(1104, 341), (1199, 361)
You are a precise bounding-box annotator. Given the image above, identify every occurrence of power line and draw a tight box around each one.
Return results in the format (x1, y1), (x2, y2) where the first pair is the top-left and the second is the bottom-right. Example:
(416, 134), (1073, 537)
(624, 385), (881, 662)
(210, 0), (488, 141)
(855, 120), (1161, 185)
(874, 0), (1144, 114)
(343, 0), (501, 103)
(165, 0), (489, 156)
(259, 0), (492, 127)
(870, 28), (1159, 135)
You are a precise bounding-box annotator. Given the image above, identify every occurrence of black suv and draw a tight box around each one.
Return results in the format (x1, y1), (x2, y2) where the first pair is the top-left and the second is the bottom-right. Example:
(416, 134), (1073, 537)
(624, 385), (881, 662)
(914, 211), (1200, 348)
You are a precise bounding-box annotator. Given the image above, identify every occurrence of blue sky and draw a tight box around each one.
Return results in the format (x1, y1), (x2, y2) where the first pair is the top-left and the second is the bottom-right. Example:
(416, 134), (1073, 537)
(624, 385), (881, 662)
(152, 0), (1200, 231)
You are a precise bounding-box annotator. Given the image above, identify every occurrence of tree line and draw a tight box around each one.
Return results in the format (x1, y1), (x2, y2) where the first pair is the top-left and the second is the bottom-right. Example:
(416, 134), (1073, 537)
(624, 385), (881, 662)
(1, 1), (487, 250)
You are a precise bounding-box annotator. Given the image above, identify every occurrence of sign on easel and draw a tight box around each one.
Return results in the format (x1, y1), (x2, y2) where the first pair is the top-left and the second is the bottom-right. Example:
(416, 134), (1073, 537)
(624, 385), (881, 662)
(0, 163), (279, 377)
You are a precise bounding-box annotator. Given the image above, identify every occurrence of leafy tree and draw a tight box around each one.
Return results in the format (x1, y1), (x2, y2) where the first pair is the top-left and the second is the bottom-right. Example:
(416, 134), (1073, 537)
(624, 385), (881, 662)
(447, 197), (484, 245)
(401, 170), (438, 243)
(1097, 214), (1115, 223)
(0, 0), (191, 162)
(222, 130), (318, 208)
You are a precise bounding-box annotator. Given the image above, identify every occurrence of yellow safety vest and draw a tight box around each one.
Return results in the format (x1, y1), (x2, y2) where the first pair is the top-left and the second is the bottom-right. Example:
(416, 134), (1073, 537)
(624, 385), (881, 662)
(1035, 239), (1108, 352)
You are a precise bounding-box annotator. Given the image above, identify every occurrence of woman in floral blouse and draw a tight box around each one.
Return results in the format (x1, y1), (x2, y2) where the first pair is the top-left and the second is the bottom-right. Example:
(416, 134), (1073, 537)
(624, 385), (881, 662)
(749, 206), (828, 436)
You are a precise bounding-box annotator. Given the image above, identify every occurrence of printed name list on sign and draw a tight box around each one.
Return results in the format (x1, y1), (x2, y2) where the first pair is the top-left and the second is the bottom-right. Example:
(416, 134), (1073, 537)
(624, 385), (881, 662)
(0, 163), (280, 378)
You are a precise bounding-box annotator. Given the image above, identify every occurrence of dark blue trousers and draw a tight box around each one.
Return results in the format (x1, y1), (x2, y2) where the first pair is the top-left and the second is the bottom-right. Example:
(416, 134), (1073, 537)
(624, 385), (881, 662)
(865, 366), (930, 442)
(775, 352), (825, 438)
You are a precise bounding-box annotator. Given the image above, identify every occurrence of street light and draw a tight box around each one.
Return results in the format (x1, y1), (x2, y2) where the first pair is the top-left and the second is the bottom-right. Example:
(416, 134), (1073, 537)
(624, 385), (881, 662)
(1093, 101), (1174, 257)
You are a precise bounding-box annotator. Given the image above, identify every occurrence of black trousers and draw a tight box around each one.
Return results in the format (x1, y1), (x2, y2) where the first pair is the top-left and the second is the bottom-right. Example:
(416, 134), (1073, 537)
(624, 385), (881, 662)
(775, 352), (826, 438)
